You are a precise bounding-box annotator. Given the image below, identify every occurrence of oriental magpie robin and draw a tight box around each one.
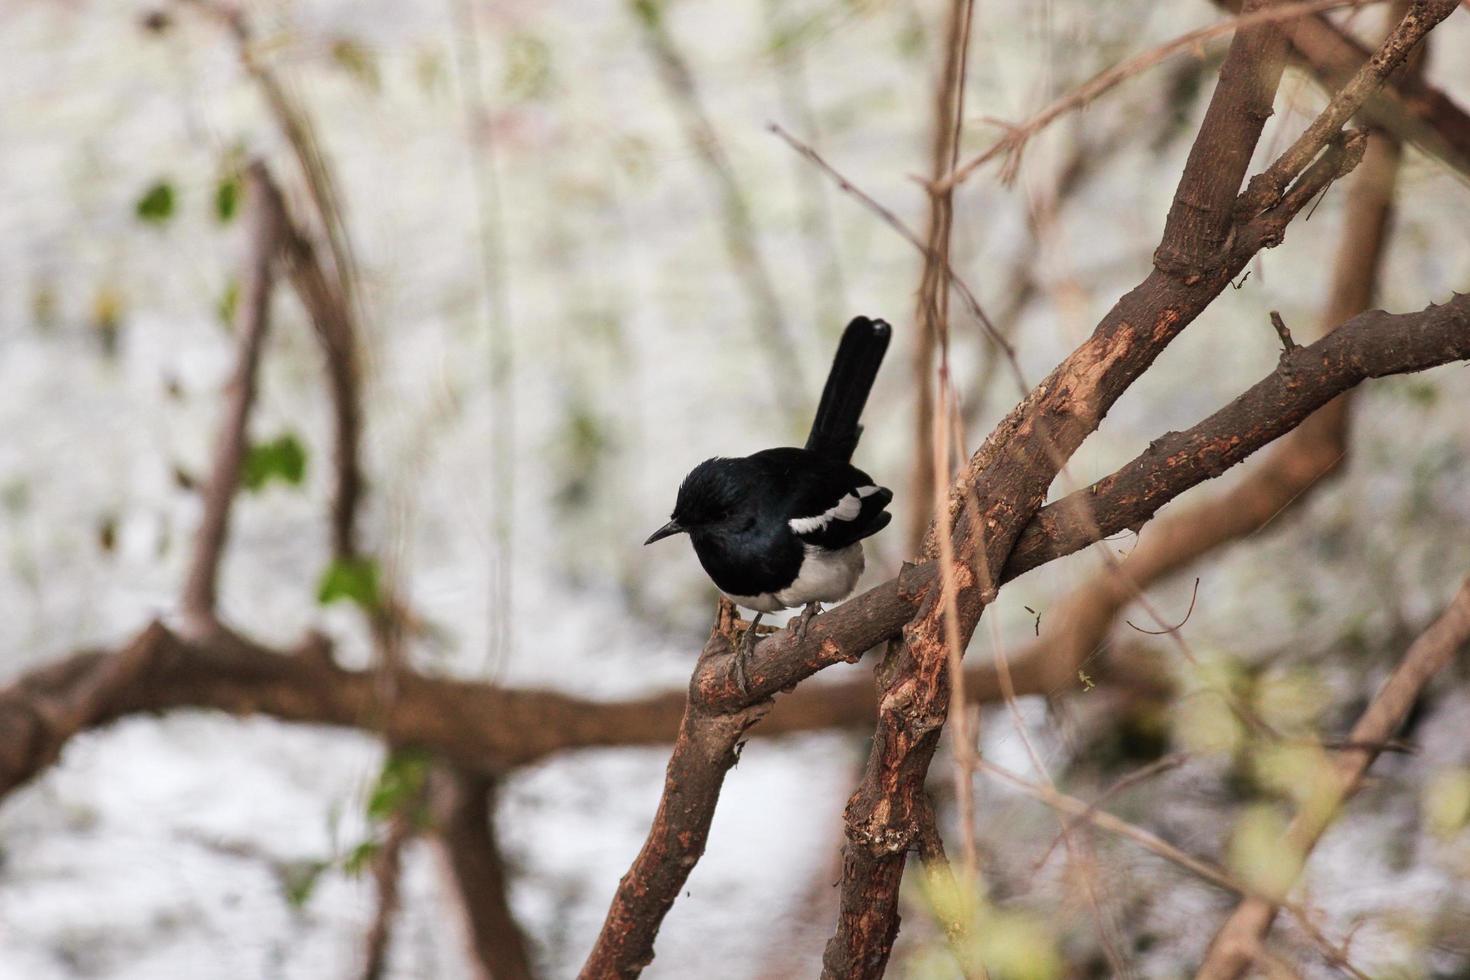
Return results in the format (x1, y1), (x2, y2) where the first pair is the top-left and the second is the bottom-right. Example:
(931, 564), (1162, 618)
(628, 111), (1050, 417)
(645, 316), (893, 691)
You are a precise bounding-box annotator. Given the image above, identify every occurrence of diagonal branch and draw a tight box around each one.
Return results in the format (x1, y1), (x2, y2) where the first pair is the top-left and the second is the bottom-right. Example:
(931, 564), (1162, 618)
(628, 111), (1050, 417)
(824, 6), (1301, 971)
(1235, 0), (1458, 219)
(1195, 577), (1470, 979)
(1, 289), (1465, 807)
(1005, 290), (1470, 581)
(1215, 0), (1470, 179)
(824, 0), (1456, 967)
(179, 163), (286, 628)
(985, 89), (1409, 738)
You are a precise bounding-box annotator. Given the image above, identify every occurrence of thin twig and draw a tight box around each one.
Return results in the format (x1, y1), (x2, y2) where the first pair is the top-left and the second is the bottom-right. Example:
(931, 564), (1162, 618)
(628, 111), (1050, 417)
(976, 759), (1372, 980)
(180, 163), (285, 630)
(1197, 576), (1470, 979)
(937, 0), (1379, 192)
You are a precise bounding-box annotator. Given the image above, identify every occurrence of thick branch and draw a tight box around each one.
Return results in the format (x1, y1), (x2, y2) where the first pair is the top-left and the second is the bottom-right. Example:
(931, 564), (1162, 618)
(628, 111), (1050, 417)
(2, 287), (1463, 803)
(1218, 0), (1470, 178)
(1006, 290), (1470, 579)
(431, 768), (538, 980)
(179, 163), (285, 627)
(1236, 0), (1458, 219)
(1195, 578), (1470, 979)
(823, 7), (1309, 971)
(992, 103), (1408, 738)
(576, 603), (774, 979)
(1155, 0), (1290, 275)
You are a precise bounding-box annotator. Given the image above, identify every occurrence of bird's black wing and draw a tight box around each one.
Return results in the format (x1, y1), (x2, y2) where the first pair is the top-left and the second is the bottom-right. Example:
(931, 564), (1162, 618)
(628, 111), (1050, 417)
(753, 448), (892, 551)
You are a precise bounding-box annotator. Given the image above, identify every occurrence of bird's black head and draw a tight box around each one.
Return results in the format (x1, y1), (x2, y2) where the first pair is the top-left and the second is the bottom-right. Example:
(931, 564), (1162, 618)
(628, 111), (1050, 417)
(644, 457), (759, 545)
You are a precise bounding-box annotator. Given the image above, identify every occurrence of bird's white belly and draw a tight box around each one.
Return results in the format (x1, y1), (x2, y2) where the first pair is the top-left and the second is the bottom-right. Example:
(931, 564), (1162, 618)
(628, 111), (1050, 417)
(725, 544), (865, 613)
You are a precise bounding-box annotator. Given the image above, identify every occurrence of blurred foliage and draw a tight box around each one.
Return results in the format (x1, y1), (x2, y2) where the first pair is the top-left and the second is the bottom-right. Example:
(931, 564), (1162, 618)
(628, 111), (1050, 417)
(907, 866), (1063, 980)
(1425, 768), (1470, 839)
(217, 277), (239, 327)
(214, 174), (241, 224)
(329, 37), (380, 91)
(503, 33), (554, 101)
(366, 750), (430, 825)
(134, 179), (175, 224)
(316, 556), (381, 610)
(1227, 804), (1301, 901)
(241, 433), (308, 493)
(91, 284), (124, 358)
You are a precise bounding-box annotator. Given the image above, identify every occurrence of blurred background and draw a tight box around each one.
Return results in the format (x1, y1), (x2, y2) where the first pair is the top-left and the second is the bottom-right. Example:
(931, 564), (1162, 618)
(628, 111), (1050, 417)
(2, 0), (1470, 976)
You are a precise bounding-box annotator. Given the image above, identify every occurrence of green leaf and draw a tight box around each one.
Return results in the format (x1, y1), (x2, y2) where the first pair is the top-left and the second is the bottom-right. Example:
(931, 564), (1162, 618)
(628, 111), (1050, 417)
(630, 0), (661, 28)
(241, 433), (308, 492)
(366, 750), (430, 822)
(503, 33), (553, 101)
(217, 278), (239, 327)
(317, 556), (381, 610)
(281, 859), (329, 908)
(330, 38), (381, 91)
(343, 840), (381, 877)
(215, 175), (241, 223)
(135, 180), (176, 224)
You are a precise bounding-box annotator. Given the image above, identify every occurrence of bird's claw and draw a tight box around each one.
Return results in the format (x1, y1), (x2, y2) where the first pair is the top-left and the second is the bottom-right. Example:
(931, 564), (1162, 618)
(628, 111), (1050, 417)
(791, 601), (822, 642)
(732, 623), (757, 696)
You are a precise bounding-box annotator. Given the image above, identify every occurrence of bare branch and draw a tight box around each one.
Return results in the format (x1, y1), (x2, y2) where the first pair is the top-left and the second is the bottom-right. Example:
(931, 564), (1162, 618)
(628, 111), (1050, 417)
(938, 0), (1362, 194)
(431, 768), (538, 980)
(1236, 0), (1458, 219)
(1006, 289), (1470, 581)
(976, 759), (1372, 979)
(179, 163), (285, 628)
(360, 788), (421, 980)
(1215, 0), (1470, 179)
(1195, 577), (1470, 978)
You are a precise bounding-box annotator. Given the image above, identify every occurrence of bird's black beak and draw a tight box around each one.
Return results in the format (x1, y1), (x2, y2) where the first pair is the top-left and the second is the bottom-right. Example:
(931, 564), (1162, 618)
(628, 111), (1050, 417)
(644, 520), (685, 545)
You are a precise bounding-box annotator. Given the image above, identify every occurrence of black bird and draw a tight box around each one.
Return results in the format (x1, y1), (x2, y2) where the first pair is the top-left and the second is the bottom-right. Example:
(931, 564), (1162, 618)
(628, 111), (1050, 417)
(645, 316), (894, 691)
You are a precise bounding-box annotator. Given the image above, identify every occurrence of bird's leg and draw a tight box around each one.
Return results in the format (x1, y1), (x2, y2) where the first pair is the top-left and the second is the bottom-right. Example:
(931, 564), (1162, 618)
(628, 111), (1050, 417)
(791, 601), (822, 641)
(734, 612), (762, 696)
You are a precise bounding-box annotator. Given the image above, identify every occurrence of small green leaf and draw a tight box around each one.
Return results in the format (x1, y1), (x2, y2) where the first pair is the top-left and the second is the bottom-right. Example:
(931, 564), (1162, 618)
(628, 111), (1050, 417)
(281, 859), (329, 908)
(215, 175), (241, 223)
(241, 433), (308, 492)
(630, 0), (661, 28)
(503, 33), (553, 101)
(330, 38), (381, 91)
(317, 556), (381, 610)
(366, 750), (430, 822)
(217, 278), (240, 327)
(136, 180), (176, 224)
(343, 840), (381, 877)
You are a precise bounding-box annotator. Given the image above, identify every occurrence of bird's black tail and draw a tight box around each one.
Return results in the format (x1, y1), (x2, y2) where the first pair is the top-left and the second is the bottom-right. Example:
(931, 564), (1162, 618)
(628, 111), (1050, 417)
(804, 316), (891, 461)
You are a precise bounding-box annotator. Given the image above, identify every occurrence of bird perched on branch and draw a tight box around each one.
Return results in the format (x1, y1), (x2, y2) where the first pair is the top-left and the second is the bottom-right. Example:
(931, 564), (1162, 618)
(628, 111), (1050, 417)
(645, 316), (894, 692)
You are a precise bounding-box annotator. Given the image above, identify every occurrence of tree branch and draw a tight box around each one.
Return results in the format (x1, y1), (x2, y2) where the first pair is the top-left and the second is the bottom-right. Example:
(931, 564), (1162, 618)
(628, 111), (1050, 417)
(179, 163), (285, 628)
(823, 5), (1304, 970)
(1, 289), (1464, 806)
(1217, 0), (1470, 179)
(1194, 577), (1470, 979)
(1005, 290), (1470, 581)
(431, 768), (538, 980)
(1235, 0), (1458, 220)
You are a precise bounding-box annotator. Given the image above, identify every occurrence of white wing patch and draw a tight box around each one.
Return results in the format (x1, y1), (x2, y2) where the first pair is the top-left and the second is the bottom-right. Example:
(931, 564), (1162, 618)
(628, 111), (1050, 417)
(789, 491), (863, 535)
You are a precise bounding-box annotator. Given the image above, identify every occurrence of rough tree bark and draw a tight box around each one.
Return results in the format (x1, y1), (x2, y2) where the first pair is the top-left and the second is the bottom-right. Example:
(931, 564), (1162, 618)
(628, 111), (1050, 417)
(822, 2), (1457, 975)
